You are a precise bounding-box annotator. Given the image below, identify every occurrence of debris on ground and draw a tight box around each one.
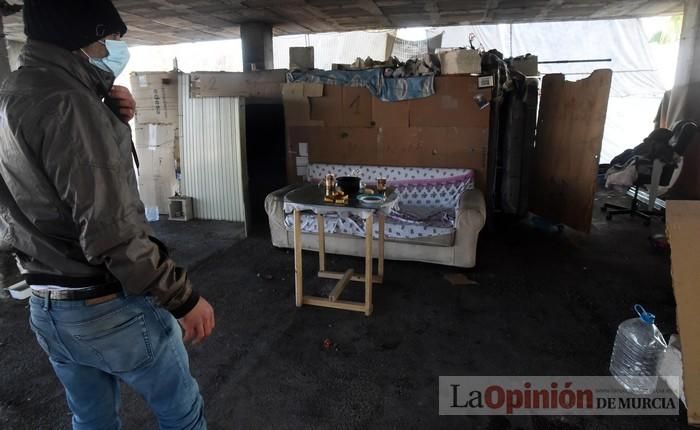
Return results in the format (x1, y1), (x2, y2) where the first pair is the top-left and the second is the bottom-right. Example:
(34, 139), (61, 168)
(322, 338), (334, 351)
(256, 273), (274, 281)
(443, 273), (479, 286)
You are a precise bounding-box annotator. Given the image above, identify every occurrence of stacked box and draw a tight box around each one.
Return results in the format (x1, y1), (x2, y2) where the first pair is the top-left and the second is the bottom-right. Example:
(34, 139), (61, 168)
(130, 72), (180, 215)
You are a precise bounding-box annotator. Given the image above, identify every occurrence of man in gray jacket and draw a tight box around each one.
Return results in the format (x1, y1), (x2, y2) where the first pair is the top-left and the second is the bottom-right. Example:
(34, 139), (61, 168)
(0, 1), (213, 428)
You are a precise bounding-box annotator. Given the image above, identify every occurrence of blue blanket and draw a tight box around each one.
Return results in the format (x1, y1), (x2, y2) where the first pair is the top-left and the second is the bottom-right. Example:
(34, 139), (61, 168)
(287, 69), (435, 102)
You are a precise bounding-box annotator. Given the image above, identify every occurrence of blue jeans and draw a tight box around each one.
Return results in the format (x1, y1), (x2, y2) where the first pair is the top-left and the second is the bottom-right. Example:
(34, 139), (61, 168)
(29, 293), (206, 430)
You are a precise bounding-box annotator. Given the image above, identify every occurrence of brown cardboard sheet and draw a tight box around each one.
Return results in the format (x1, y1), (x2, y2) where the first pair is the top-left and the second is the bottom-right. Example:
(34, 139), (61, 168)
(409, 76), (491, 128)
(282, 83), (325, 127)
(372, 98), (409, 127)
(131, 72), (179, 124)
(666, 200), (700, 426)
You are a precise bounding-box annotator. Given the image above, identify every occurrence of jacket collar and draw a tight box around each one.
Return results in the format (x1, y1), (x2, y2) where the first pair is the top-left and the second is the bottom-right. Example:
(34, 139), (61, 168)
(20, 39), (115, 98)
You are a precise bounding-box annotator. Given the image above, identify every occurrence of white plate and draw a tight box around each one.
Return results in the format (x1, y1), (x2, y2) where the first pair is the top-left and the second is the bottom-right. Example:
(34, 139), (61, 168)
(357, 194), (385, 205)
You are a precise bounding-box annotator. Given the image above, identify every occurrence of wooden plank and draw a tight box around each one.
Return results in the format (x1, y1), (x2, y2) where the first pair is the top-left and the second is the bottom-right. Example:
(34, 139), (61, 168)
(302, 296), (367, 313)
(365, 214), (374, 316)
(318, 271), (382, 284)
(317, 213), (325, 272)
(529, 69), (613, 233)
(666, 201), (700, 426)
(293, 210), (303, 307)
(329, 269), (354, 302)
(190, 70), (287, 101)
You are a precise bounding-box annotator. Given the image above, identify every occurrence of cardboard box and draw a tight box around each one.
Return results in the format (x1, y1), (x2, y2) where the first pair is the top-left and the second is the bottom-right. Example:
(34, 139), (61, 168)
(131, 72), (178, 124)
(409, 76), (491, 127)
(289, 126), (379, 166)
(310, 85), (342, 126)
(372, 98), (409, 128)
(290, 47), (314, 70)
(134, 124), (176, 149)
(341, 87), (373, 128)
(284, 76), (491, 185)
(309, 86), (373, 128)
(282, 83), (325, 127)
(138, 173), (178, 214)
(666, 201), (700, 426)
(439, 49), (482, 75)
(378, 127), (488, 186)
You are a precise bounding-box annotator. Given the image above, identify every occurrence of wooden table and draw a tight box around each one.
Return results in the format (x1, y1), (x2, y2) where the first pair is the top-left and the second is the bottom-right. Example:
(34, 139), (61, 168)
(284, 185), (398, 316)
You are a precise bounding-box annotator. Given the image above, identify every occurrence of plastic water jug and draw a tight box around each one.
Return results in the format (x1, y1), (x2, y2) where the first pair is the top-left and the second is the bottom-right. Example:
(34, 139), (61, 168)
(609, 304), (668, 394)
(145, 206), (160, 222)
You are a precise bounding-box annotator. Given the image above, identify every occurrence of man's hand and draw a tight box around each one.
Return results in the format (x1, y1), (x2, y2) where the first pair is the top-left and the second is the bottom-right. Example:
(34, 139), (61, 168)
(108, 85), (136, 123)
(179, 296), (215, 345)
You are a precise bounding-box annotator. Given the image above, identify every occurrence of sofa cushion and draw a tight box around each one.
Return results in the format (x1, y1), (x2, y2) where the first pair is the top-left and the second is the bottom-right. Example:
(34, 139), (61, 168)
(283, 211), (456, 241)
(307, 164), (474, 209)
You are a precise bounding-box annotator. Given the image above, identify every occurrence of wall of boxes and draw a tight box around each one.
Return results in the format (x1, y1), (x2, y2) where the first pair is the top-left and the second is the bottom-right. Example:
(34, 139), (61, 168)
(130, 71), (180, 215)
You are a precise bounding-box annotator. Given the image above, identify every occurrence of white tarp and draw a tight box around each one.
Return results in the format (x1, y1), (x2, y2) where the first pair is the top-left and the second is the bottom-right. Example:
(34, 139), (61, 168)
(439, 19), (670, 163)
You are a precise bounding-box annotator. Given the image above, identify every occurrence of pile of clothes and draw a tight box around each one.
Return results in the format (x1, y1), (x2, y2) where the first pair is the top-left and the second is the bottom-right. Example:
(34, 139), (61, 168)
(336, 54), (441, 77)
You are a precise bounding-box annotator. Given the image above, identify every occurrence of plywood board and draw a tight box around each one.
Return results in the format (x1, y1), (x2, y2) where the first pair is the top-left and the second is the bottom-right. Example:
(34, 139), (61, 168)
(190, 70), (287, 103)
(666, 200), (700, 426)
(529, 69), (613, 232)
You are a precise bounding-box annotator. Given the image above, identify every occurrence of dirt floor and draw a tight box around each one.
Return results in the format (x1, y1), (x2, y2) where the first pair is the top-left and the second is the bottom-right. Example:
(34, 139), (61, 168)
(0, 191), (692, 429)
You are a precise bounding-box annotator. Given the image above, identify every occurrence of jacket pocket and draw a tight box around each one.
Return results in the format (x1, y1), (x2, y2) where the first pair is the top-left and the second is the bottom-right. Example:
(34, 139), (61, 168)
(74, 313), (153, 373)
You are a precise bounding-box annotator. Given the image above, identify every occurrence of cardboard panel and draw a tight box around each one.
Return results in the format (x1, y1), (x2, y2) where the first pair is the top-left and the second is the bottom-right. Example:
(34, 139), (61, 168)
(310, 128), (379, 165)
(409, 76), (491, 128)
(529, 70), (613, 233)
(341, 87), (373, 127)
(379, 127), (488, 187)
(282, 83), (325, 127)
(310, 85), (343, 127)
(372, 98), (409, 127)
(131, 72), (178, 124)
(666, 201), (700, 426)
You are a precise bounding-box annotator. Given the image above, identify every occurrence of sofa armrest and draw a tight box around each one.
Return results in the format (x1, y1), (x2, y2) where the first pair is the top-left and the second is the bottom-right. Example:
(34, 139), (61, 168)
(265, 184), (303, 248)
(453, 189), (486, 268)
(456, 188), (486, 227)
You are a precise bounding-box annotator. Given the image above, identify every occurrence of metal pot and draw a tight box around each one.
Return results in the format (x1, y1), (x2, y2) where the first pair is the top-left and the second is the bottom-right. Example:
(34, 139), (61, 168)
(336, 176), (362, 195)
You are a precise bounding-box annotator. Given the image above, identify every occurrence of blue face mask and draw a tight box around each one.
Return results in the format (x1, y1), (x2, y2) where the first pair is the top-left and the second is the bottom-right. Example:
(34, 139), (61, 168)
(82, 40), (130, 78)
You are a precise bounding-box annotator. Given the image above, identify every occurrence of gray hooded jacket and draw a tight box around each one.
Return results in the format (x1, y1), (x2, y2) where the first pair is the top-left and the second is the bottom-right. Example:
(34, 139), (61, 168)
(0, 40), (198, 318)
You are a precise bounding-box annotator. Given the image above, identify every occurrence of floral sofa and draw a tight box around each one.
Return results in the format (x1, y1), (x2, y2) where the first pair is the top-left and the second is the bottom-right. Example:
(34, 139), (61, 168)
(265, 164), (486, 268)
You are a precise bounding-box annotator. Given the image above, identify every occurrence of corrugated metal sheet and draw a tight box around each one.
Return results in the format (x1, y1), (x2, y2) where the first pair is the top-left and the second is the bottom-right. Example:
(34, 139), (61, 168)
(178, 74), (247, 223)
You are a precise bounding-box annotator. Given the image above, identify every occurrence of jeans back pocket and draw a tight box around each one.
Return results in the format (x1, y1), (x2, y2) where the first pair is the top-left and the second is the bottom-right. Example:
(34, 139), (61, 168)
(74, 314), (154, 373)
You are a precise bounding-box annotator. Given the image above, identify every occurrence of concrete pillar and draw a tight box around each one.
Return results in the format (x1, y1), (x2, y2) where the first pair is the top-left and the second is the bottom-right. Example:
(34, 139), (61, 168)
(669, 0), (700, 198)
(240, 22), (274, 72)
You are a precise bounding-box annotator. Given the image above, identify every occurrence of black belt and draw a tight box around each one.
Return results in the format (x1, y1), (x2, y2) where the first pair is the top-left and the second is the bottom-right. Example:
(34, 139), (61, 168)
(31, 282), (123, 301)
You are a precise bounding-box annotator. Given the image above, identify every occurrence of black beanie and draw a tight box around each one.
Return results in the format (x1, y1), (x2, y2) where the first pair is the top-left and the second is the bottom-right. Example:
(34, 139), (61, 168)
(23, 0), (127, 52)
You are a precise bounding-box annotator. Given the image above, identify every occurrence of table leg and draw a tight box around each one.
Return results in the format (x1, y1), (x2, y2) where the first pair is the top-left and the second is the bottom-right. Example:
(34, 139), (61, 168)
(294, 209), (303, 307)
(317, 213), (325, 272)
(365, 213), (373, 316)
(378, 212), (385, 281)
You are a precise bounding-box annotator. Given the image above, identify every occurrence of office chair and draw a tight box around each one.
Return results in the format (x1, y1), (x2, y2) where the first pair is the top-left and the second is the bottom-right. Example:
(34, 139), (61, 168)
(602, 121), (698, 225)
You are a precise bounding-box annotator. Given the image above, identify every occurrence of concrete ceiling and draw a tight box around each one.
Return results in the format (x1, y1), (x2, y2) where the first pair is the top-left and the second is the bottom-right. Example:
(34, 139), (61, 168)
(3, 0), (685, 45)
